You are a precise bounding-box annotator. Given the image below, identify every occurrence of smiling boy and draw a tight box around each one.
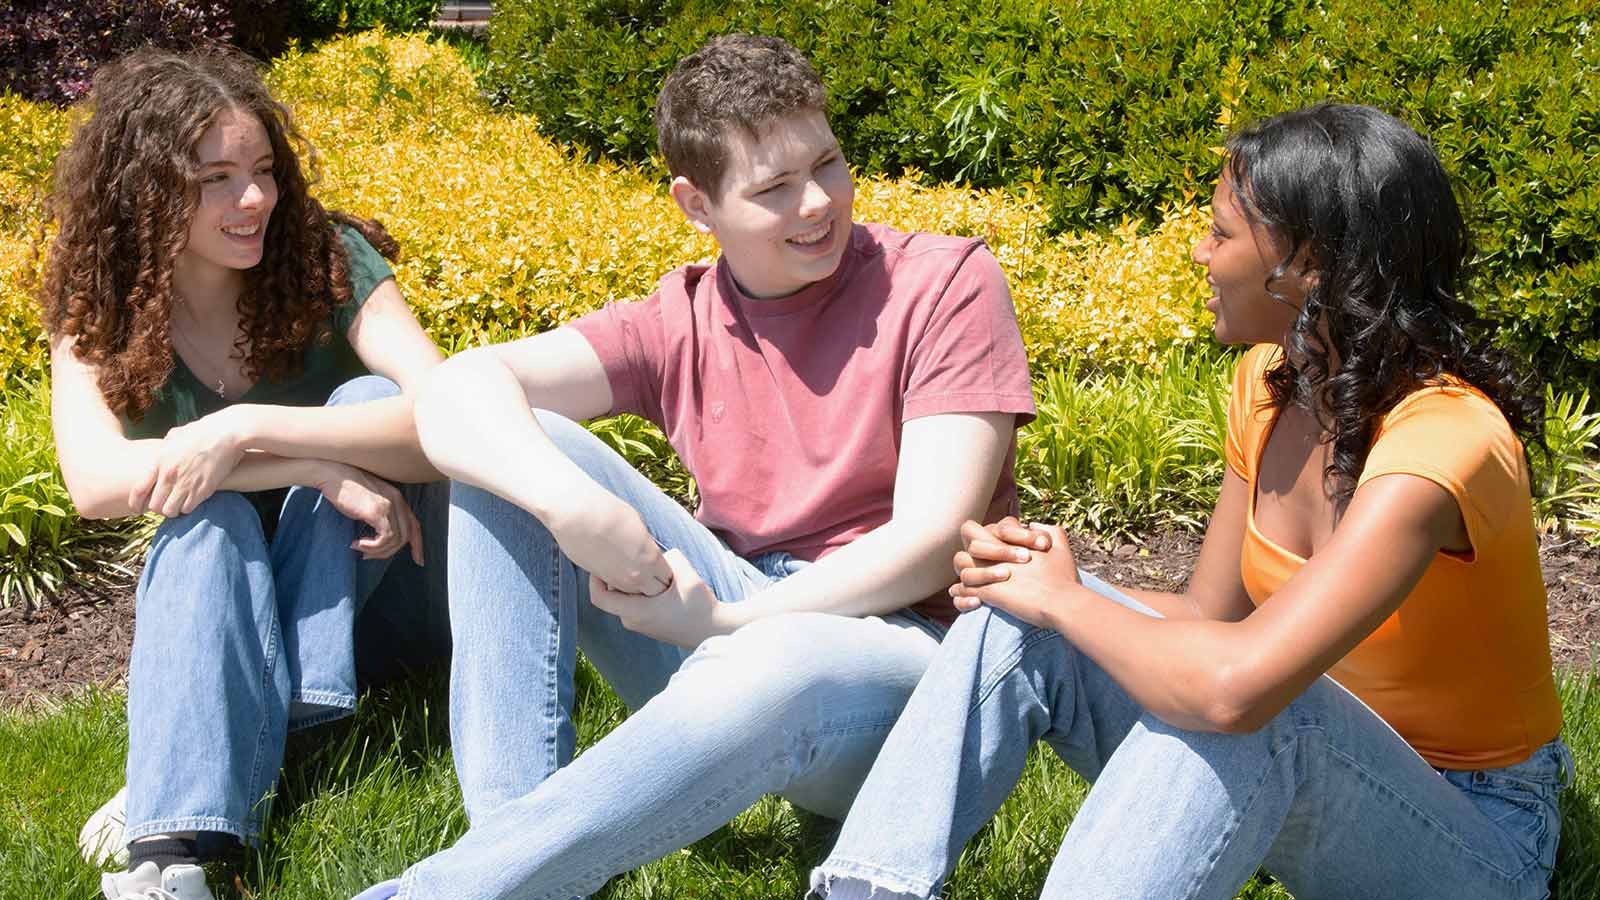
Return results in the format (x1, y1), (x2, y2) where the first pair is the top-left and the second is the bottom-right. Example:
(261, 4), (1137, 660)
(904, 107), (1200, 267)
(356, 34), (1033, 899)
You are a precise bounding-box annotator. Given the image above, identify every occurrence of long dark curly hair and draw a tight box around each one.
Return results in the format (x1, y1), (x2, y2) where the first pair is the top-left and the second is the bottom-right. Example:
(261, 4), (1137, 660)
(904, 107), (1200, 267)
(1225, 103), (1544, 504)
(37, 46), (398, 422)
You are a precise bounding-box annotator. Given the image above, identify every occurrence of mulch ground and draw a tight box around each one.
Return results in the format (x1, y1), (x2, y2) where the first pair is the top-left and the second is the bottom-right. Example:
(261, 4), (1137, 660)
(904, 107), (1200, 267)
(3, 530), (1598, 708)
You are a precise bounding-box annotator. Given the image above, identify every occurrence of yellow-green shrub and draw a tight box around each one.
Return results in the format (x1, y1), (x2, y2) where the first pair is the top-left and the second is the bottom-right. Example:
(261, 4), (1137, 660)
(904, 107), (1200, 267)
(0, 32), (1213, 386)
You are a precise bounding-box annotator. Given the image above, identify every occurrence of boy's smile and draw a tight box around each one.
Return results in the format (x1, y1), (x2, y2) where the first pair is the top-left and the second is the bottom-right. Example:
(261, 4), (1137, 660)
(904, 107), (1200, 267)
(670, 109), (855, 299)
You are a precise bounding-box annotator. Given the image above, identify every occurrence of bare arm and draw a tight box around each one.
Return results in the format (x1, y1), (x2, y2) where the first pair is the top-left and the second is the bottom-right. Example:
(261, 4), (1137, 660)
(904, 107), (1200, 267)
(589, 411), (1017, 648)
(50, 333), (421, 559)
(217, 279), (444, 483)
(956, 472), (1464, 733)
(413, 325), (674, 594)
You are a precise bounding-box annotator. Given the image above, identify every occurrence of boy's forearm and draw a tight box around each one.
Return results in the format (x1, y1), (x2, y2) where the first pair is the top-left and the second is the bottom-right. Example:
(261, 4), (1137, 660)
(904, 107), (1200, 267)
(720, 516), (961, 628)
(413, 348), (599, 525)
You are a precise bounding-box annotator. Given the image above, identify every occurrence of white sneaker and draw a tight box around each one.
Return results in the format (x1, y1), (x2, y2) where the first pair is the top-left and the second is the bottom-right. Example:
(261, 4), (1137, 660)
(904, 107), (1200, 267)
(100, 861), (215, 900)
(79, 786), (129, 868)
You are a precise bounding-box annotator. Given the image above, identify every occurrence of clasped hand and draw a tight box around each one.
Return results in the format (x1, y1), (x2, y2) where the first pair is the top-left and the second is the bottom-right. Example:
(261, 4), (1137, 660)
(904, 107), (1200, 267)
(133, 409), (247, 516)
(951, 516), (1080, 628)
(589, 550), (728, 650)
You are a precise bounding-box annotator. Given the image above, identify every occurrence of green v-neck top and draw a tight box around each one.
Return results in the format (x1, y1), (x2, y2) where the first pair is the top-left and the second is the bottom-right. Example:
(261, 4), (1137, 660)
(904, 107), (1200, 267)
(121, 226), (393, 440)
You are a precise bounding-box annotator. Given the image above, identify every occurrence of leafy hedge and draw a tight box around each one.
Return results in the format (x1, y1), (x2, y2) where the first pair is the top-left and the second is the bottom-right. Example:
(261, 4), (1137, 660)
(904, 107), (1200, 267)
(0, 0), (443, 105)
(481, 0), (1600, 387)
(0, 33), (1213, 390)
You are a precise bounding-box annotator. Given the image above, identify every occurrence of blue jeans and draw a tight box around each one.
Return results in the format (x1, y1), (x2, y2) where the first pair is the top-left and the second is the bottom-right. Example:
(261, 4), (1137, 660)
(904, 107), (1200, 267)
(400, 410), (945, 899)
(812, 576), (1572, 900)
(123, 376), (452, 847)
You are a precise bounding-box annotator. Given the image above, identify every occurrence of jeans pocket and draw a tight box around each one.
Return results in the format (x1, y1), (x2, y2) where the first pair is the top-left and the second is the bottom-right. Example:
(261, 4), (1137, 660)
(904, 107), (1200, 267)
(1464, 750), (1565, 875)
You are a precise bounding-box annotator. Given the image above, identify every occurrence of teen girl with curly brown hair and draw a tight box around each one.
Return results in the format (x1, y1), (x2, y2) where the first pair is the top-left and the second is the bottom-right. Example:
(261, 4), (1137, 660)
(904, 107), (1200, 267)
(40, 46), (451, 900)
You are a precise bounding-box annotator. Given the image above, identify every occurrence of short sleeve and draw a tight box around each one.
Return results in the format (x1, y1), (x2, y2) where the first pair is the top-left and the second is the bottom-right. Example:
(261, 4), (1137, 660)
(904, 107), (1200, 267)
(565, 293), (668, 424)
(331, 226), (395, 333)
(1358, 386), (1529, 550)
(1225, 344), (1278, 481)
(902, 244), (1036, 424)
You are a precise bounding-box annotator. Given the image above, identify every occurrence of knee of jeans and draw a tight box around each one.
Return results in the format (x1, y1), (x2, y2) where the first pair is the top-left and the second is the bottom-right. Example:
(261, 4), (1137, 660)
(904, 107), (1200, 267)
(677, 614), (843, 712)
(326, 374), (401, 407)
(954, 604), (1054, 658)
(154, 490), (261, 542)
(530, 409), (642, 482)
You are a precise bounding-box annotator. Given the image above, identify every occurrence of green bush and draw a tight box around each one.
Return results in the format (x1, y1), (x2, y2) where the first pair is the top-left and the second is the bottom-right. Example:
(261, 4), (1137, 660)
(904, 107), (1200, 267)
(482, 0), (1600, 386)
(0, 379), (149, 611)
(290, 0), (445, 43)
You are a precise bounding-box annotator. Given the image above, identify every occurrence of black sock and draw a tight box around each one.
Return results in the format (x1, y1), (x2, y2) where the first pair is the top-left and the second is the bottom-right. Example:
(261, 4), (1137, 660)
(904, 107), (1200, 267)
(126, 836), (200, 872)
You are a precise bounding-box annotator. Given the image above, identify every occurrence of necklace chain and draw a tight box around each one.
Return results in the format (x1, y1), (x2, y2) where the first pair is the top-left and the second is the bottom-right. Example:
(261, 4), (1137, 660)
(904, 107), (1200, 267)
(170, 316), (240, 401)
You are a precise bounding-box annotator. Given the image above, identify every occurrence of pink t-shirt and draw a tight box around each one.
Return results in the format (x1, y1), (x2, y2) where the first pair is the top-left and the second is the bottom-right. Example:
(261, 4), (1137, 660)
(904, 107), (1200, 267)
(569, 222), (1034, 608)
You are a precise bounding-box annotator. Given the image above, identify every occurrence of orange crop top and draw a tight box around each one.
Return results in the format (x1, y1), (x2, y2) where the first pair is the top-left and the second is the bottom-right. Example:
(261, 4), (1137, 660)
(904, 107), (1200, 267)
(1225, 345), (1561, 770)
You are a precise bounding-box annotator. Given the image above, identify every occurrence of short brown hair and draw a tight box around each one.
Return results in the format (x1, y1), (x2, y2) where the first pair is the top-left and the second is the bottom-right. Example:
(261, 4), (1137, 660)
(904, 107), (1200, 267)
(654, 34), (827, 200)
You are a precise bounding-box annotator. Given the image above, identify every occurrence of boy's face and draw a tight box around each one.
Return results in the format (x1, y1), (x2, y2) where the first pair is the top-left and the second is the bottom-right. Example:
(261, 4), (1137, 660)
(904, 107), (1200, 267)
(670, 110), (854, 299)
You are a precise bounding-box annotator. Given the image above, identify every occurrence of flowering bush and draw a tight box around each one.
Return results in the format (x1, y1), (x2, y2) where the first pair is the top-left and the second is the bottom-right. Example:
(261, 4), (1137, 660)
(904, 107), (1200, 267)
(0, 33), (1211, 389)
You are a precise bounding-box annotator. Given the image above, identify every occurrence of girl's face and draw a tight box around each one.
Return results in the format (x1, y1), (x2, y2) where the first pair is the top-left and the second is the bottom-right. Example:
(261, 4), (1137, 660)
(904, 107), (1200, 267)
(1191, 173), (1313, 346)
(177, 107), (278, 286)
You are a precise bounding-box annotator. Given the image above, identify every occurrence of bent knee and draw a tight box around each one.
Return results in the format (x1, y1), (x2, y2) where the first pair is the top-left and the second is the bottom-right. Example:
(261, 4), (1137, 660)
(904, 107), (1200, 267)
(326, 374), (401, 407)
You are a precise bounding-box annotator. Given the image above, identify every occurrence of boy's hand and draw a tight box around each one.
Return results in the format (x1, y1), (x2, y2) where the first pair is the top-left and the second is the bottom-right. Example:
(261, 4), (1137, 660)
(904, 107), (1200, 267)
(546, 487), (674, 596)
(590, 549), (728, 649)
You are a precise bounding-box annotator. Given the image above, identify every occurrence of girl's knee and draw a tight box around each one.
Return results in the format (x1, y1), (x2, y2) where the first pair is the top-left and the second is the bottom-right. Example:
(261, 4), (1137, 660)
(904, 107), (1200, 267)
(326, 374), (400, 407)
(153, 491), (262, 543)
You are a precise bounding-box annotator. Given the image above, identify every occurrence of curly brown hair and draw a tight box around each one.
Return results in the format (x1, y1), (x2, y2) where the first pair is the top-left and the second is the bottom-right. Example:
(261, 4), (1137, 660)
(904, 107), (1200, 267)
(37, 46), (399, 422)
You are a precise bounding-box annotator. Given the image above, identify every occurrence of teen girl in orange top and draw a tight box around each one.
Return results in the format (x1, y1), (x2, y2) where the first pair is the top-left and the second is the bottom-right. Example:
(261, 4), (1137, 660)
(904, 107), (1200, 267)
(811, 104), (1569, 900)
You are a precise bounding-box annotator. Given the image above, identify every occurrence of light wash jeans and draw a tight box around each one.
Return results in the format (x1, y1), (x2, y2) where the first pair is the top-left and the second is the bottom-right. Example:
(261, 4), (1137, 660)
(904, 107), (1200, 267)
(124, 375), (452, 847)
(812, 576), (1573, 900)
(398, 410), (945, 900)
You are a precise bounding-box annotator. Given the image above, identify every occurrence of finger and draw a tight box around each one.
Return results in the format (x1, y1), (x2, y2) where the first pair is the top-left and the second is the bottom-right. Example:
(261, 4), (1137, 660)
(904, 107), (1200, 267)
(147, 469), (177, 517)
(958, 519), (992, 547)
(158, 480), (188, 518)
(953, 550), (973, 575)
(990, 519), (1049, 549)
(960, 564), (1011, 587)
(393, 495), (424, 566)
(964, 537), (1033, 563)
(127, 466), (158, 514)
(952, 593), (984, 613)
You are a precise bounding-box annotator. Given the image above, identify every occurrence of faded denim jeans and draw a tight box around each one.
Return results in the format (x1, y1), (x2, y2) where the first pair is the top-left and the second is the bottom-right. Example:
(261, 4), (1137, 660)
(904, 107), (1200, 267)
(812, 581), (1572, 900)
(397, 410), (946, 899)
(124, 376), (452, 847)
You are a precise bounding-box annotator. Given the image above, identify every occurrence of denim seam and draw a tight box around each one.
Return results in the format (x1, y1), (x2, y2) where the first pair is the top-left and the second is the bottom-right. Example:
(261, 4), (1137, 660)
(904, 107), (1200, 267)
(1323, 743), (1525, 884)
(972, 623), (1061, 712)
(290, 688), (356, 708)
(1174, 730), (1300, 900)
(243, 607), (281, 839)
(124, 815), (257, 845)
(539, 740), (798, 900)
(543, 541), (564, 781)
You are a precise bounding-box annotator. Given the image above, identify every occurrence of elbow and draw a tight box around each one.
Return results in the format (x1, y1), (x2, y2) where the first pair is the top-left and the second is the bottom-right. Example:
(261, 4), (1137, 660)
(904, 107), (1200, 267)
(1201, 663), (1278, 735)
(65, 483), (122, 521)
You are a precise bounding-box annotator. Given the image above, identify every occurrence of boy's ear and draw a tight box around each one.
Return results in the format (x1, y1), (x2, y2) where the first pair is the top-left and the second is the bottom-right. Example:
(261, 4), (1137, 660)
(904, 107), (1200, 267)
(669, 175), (716, 235)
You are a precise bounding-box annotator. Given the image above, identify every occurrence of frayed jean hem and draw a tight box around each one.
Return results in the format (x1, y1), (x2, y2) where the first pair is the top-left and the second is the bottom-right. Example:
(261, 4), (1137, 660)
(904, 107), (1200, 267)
(809, 859), (935, 899)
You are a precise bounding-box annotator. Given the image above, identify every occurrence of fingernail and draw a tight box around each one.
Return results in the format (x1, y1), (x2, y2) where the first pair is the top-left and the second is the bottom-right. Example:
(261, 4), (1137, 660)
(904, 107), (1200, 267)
(1013, 549), (1030, 561)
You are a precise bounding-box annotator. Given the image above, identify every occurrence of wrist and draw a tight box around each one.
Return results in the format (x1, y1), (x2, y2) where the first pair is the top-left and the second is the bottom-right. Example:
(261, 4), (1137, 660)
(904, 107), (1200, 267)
(214, 403), (258, 452)
(1043, 582), (1093, 635)
(713, 600), (755, 635)
(304, 458), (347, 492)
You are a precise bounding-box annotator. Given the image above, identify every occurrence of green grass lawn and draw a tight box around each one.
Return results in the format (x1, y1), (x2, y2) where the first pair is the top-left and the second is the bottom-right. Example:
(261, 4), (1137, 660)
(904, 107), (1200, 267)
(3, 659), (1597, 900)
